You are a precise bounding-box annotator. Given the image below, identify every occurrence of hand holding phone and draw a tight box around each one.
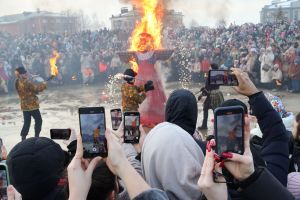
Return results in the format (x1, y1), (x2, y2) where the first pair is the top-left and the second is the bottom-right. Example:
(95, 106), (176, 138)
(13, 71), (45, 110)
(124, 112), (140, 144)
(79, 107), (107, 158)
(208, 70), (238, 86)
(214, 106), (244, 155)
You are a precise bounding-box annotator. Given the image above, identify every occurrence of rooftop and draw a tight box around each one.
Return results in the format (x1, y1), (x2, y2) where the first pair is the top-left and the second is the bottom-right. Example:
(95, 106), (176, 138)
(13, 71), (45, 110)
(0, 10), (67, 25)
(264, 0), (300, 9)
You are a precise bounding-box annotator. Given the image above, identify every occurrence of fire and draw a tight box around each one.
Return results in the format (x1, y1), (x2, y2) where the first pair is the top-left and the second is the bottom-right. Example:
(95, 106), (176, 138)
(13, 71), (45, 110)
(129, 0), (164, 72)
(49, 50), (60, 77)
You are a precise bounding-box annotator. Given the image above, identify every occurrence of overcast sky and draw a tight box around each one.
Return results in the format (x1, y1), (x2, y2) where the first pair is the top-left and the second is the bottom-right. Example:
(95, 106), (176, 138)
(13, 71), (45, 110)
(0, 0), (271, 27)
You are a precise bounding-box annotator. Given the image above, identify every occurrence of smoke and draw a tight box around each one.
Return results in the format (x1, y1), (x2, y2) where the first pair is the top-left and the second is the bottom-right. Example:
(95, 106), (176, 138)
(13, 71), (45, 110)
(205, 0), (232, 22)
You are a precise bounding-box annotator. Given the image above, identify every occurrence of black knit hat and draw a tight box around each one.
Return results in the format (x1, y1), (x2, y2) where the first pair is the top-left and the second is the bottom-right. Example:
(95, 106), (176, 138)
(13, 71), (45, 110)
(7, 137), (65, 200)
(15, 66), (27, 75)
(220, 99), (248, 114)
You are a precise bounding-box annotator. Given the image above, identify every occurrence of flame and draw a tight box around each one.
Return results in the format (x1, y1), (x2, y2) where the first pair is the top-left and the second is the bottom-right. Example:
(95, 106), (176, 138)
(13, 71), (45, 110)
(49, 50), (60, 77)
(128, 0), (164, 73)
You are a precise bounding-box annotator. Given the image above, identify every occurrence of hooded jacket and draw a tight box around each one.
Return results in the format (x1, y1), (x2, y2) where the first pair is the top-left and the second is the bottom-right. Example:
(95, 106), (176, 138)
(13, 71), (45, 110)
(142, 122), (204, 200)
(165, 89), (198, 136)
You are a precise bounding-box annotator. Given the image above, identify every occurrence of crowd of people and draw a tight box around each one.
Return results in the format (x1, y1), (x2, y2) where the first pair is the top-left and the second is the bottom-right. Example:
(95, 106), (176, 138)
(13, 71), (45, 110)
(1, 20), (300, 94)
(1, 19), (300, 199)
(0, 68), (299, 200)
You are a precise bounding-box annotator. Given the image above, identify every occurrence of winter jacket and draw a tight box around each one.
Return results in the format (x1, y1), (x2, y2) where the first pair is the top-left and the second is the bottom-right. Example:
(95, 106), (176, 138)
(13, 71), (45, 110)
(239, 167), (295, 200)
(289, 64), (300, 80)
(259, 53), (274, 83)
(15, 77), (47, 111)
(121, 83), (146, 112)
(249, 92), (289, 186)
(142, 122), (204, 200)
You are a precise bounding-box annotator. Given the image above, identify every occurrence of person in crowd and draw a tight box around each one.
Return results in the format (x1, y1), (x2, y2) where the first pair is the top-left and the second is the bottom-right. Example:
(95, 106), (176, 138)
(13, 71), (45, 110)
(251, 92), (295, 139)
(121, 68), (154, 112)
(199, 68), (293, 199)
(67, 130), (169, 200)
(80, 52), (94, 85)
(288, 44), (300, 93)
(142, 89), (204, 200)
(0, 59), (8, 94)
(15, 66), (47, 140)
(260, 47), (274, 89)
(198, 63), (224, 130)
(198, 133), (295, 200)
(6, 137), (67, 200)
(271, 63), (283, 91)
(233, 68), (290, 186)
(289, 113), (300, 172)
(165, 89), (206, 153)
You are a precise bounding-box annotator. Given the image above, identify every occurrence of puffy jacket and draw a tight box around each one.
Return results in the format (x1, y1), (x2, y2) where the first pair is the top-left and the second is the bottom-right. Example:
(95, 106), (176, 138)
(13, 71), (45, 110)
(239, 168), (295, 200)
(249, 92), (289, 186)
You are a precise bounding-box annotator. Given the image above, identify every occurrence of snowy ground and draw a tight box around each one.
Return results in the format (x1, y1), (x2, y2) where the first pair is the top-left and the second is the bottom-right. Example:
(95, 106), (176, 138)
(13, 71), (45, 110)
(0, 82), (300, 152)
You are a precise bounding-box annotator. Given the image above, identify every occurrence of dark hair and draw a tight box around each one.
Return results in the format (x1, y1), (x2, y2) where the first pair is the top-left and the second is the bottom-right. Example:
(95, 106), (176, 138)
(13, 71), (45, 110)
(87, 160), (117, 200)
(211, 63), (219, 70)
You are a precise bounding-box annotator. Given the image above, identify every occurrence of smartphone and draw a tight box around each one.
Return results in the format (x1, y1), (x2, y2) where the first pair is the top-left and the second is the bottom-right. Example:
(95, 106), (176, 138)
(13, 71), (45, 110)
(124, 112), (140, 144)
(208, 70), (238, 86)
(110, 109), (122, 130)
(50, 129), (71, 140)
(0, 163), (9, 200)
(79, 107), (107, 158)
(214, 106), (244, 155)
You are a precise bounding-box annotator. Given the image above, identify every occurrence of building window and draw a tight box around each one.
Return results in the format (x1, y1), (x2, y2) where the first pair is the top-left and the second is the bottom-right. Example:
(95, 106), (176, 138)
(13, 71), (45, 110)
(56, 19), (61, 23)
(43, 19), (48, 23)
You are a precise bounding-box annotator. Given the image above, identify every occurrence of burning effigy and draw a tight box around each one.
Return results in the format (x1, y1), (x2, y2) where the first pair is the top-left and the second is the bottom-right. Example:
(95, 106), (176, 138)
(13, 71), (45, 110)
(118, 0), (173, 127)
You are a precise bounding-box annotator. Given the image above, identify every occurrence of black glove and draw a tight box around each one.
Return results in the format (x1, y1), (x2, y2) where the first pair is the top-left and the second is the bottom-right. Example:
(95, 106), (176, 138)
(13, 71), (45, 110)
(144, 80), (154, 92)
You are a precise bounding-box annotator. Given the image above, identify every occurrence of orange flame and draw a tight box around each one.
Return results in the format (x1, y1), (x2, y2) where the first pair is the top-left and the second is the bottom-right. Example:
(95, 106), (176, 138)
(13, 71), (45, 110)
(129, 0), (164, 72)
(49, 50), (60, 77)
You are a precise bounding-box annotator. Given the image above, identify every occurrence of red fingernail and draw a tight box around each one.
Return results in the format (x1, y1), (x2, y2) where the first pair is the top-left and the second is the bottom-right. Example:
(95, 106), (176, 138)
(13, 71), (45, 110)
(214, 153), (220, 161)
(206, 142), (211, 152)
(222, 152), (233, 159)
(220, 160), (225, 168)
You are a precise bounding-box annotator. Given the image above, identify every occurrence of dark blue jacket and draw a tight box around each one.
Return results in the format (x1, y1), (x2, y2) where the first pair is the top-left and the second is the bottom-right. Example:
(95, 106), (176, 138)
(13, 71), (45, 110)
(249, 92), (289, 186)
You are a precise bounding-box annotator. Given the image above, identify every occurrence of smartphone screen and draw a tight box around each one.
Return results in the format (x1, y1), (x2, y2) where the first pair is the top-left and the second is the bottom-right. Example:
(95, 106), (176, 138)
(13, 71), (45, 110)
(0, 165), (9, 200)
(208, 70), (238, 86)
(50, 129), (71, 140)
(214, 106), (244, 154)
(79, 107), (107, 157)
(124, 112), (140, 144)
(111, 109), (122, 130)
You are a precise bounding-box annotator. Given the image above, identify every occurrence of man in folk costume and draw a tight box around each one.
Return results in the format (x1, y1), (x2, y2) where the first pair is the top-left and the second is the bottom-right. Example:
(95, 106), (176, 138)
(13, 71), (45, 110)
(15, 66), (47, 140)
(121, 68), (154, 113)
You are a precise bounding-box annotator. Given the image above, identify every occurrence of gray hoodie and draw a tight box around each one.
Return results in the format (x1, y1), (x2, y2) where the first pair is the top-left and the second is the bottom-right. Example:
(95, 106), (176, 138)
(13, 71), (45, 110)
(142, 122), (204, 200)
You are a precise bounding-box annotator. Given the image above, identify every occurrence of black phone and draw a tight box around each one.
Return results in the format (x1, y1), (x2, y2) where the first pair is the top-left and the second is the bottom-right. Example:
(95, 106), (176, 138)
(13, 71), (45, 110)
(50, 129), (71, 140)
(0, 163), (9, 199)
(79, 107), (107, 158)
(124, 112), (140, 144)
(208, 70), (238, 86)
(214, 106), (244, 155)
(110, 109), (122, 131)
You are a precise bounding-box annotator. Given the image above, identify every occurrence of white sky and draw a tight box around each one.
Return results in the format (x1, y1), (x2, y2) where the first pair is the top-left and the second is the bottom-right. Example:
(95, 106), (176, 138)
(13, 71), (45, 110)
(0, 0), (271, 27)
